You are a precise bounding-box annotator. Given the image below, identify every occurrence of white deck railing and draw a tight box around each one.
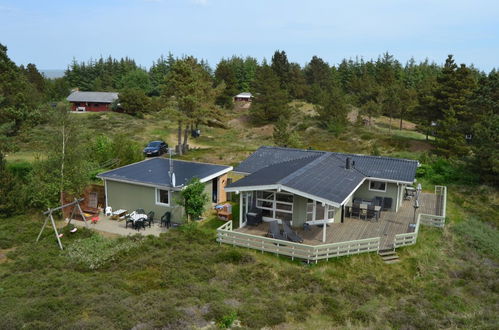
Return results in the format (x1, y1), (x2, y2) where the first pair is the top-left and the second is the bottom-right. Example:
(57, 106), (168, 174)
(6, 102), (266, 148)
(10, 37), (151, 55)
(217, 186), (447, 261)
(217, 221), (380, 263)
(394, 185), (448, 247)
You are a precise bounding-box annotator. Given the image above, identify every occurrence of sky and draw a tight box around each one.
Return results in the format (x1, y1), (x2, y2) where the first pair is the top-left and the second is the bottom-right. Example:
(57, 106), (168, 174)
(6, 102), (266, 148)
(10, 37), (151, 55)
(0, 0), (498, 72)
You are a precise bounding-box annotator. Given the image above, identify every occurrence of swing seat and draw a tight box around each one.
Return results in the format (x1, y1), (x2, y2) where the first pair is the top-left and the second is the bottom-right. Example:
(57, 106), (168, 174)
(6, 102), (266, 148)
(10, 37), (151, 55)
(70, 228), (78, 233)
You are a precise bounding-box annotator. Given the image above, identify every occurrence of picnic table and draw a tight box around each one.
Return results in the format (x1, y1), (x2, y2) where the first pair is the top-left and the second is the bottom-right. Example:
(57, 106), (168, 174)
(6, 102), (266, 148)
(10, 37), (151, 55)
(112, 209), (127, 219)
(129, 212), (148, 222)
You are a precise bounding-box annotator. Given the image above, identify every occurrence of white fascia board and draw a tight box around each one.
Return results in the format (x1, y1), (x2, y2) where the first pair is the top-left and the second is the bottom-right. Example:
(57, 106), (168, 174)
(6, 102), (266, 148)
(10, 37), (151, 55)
(225, 184), (279, 193)
(368, 177), (414, 185)
(199, 166), (233, 183)
(339, 177), (367, 206)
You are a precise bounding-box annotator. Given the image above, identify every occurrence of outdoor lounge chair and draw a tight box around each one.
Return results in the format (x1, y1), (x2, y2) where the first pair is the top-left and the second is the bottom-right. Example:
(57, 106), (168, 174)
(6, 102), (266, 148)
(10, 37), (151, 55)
(160, 211), (171, 228)
(246, 208), (263, 226)
(283, 221), (304, 243)
(136, 208), (145, 214)
(266, 220), (286, 240)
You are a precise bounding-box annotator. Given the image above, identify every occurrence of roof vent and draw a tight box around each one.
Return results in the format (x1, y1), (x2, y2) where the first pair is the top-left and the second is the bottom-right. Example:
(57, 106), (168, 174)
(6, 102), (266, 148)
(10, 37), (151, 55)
(346, 157), (351, 169)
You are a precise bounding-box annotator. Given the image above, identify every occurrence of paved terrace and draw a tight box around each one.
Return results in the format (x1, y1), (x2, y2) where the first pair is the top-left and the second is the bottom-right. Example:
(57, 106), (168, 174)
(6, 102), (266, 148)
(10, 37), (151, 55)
(236, 192), (440, 250)
(68, 213), (169, 237)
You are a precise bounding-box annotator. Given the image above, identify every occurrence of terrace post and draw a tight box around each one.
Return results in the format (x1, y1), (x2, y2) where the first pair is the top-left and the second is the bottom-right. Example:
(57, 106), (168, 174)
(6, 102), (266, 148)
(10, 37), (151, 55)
(239, 192), (243, 228)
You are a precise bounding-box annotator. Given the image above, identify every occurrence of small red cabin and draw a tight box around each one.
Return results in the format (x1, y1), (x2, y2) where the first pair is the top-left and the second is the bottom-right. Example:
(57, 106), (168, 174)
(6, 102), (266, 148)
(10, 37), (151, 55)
(67, 91), (119, 112)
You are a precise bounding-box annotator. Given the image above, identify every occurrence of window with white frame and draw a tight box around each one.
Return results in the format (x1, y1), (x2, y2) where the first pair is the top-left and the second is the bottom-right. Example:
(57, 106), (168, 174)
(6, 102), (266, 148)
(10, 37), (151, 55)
(306, 199), (336, 222)
(369, 180), (387, 192)
(256, 190), (293, 221)
(156, 188), (170, 206)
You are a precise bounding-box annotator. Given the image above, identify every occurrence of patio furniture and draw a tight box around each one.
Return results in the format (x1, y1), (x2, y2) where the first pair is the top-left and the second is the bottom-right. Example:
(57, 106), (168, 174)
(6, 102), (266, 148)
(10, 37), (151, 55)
(366, 205), (377, 221)
(160, 211), (171, 228)
(216, 204), (232, 221)
(359, 204), (368, 220)
(350, 203), (361, 218)
(266, 220), (286, 240)
(105, 206), (113, 216)
(125, 215), (134, 228)
(145, 211), (155, 227)
(134, 218), (146, 231)
(283, 221), (304, 243)
(112, 209), (127, 218)
(246, 208), (263, 226)
(135, 208), (145, 214)
(405, 187), (416, 200)
(382, 197), (392, 211)
(373, 197), (383, 208)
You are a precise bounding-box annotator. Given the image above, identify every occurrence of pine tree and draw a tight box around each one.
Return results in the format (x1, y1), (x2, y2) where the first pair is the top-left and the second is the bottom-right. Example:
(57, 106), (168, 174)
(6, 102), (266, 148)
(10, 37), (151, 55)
(315, 86), (348, 133)
(432, 55), (477, 157)
(273, 116), (300, 147)
(250, 63), (289, 124)
(271, 50), (291, 92)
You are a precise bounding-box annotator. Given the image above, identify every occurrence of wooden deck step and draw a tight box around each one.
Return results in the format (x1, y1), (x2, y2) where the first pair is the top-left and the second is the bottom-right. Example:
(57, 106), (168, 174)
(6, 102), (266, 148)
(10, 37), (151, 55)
(379, 250), (400, 263)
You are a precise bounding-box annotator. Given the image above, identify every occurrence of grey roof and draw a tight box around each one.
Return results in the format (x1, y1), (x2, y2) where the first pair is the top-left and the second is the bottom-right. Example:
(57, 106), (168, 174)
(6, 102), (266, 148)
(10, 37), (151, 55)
(234, 147), (323, 174)
(67, 91), (119, 103)
(97, 158), (231, 188)
(228, 146), (419, 205)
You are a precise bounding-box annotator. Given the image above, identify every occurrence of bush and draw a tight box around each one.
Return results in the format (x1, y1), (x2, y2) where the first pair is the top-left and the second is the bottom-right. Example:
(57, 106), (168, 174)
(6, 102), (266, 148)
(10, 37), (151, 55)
(218, 311), (238, 329)
(452, 218), (499, 259)
(6, 161), (33, 179)
(215, 250), (254, 264)
(416, 158), (479, 185)
(66, 235), (143, 270)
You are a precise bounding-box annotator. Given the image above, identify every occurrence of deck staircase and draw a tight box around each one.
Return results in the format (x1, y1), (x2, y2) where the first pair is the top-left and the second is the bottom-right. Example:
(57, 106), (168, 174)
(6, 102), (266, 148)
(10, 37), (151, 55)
(379, 248), (400, 264)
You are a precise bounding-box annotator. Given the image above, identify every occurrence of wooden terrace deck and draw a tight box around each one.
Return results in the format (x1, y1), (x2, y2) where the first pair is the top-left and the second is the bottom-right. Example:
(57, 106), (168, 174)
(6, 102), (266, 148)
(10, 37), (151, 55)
(236, 192), (439, 250)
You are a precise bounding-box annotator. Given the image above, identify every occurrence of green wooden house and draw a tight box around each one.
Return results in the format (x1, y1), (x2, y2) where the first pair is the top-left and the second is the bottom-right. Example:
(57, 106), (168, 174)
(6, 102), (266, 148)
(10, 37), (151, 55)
(97, 158), (232, 223)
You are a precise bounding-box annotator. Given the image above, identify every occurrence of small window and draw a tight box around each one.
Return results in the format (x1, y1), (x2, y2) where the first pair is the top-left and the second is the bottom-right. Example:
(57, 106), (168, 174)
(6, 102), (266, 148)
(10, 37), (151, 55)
(327, 207), (335, 219)
(369, 180), (387, 192)
(156, 188), (170, 206)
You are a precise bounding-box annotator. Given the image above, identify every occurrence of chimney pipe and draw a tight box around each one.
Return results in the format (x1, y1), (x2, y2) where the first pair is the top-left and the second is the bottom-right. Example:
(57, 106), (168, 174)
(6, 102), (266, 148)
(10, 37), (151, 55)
(346, 157), (351, 169)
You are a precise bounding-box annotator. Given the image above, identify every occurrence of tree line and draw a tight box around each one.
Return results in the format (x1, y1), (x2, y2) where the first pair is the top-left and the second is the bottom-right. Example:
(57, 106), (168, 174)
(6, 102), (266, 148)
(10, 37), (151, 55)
(0, 43), (498, 216)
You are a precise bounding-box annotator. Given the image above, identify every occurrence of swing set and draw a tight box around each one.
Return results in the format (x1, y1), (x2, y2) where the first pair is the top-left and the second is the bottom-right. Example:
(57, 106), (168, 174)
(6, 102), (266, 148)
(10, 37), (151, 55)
(36, 198), (89, 250)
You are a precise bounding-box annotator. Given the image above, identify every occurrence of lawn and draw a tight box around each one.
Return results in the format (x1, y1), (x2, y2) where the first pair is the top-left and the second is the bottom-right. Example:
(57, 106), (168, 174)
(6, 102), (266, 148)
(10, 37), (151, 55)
(0, 187), (498, 329)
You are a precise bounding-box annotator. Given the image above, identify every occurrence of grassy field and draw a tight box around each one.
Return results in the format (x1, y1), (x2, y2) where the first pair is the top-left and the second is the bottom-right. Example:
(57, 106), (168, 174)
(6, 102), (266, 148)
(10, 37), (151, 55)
(1, 107), (497, 329)
(0, 186), (497, 329)
(8, 104), (434, 166)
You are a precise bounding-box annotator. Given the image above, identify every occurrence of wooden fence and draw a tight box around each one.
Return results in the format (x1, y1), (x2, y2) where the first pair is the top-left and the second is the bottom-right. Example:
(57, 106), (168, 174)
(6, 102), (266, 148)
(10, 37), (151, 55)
(217, 221), (380, 263)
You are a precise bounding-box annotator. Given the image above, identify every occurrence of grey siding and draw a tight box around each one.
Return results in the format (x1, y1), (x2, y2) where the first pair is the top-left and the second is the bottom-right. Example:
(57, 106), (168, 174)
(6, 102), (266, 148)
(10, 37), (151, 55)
(352, 180), (399, 211)
(105, 180), (185, 223)
(292, 195), (308, 228)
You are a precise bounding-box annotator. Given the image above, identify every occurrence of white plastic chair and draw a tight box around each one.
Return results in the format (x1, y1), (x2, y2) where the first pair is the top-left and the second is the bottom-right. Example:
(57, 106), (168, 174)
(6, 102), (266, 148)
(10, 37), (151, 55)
(105, 206), (112, 216)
